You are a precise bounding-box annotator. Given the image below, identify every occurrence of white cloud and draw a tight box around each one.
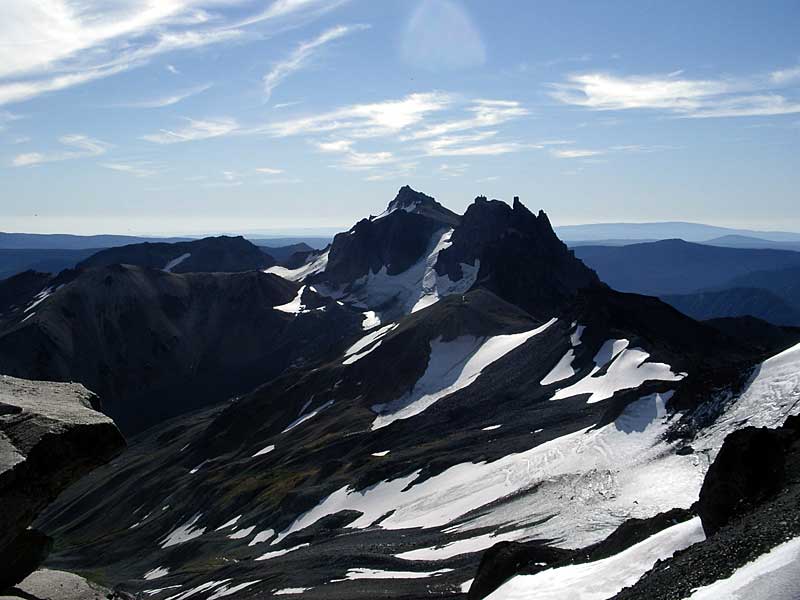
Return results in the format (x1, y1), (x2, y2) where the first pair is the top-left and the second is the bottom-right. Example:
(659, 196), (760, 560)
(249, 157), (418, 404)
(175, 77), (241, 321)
(101, 162), (159, 177)
(314, 137), (393, 170)
(12, 134), (110, 166)
(265, 92), (453, 137)
(401, 0), (485, 70)
(118, 84), (212, 108)
(141, 117), (239, 144)
(263, 24), (367, 100)
(421, 131), (536, 157)
(0, 110), (22, 131)
(408, 99), (528, 140)
(166, 64), (180, 75)
(550, 148), (604, 159)
(551, 69), (800, 118)
(0, 0), (349, 106)
(255, 166), (284, 174)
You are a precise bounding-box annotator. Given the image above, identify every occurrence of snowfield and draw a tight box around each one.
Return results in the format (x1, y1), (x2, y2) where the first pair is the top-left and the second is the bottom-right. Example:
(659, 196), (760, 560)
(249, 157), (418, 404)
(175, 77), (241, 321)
(551, 339), (685, 404)
(371, 318), (558, 429)
(265, 251), (329, 282)
(272, 392), (704, 548)
(485, 517), (705, 600)
(163, 253), (191, 273)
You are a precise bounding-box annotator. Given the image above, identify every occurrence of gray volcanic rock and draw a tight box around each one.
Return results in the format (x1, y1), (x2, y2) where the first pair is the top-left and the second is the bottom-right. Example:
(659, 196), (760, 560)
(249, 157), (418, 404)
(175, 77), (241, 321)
(0, 568), (113, 600)
(0, 375), (124, 589)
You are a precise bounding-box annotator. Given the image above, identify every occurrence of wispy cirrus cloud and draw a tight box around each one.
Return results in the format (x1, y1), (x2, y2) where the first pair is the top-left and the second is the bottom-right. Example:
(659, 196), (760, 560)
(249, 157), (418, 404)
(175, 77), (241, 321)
(117, 84), (212, 109)
(141, 117), (239, 144)
(550, 148), (604, 159)
(263, 24), (367, 100)
(0, 0), (350, 106)
(551, 67), (800, 118)
(12, 134), (110, 166)
(101, 162), (160, 177)
(401, 0), (485, 70)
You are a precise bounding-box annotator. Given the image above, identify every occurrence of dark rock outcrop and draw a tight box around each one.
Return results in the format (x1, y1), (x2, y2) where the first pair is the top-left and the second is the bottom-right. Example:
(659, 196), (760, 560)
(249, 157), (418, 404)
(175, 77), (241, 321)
(697, 419), (794, 535)
(0, 375), (125, 589)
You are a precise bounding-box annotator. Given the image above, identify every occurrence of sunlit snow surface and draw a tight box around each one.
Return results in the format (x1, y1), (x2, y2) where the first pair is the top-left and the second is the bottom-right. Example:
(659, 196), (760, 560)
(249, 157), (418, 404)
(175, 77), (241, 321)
(683, 535), (800, 600)
(143, 567), (169, 580)
(265, 251), (329, 282)
(332, 568), (453, 582)
(274, 285), (306, 314)
(551, 339), (685, 404)
(485, 517), (705, 600)
(161, 514), (205, 548)
(371, 318), (558, 429)
(273, 392), (703, 547)
(694, 341), (800, 457)
(342, 323), (398, 365)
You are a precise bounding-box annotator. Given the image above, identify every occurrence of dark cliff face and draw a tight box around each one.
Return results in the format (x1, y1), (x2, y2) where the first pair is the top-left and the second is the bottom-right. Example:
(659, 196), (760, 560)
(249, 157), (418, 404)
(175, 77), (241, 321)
(321, 186), (460, 285)
(77, 235), (275, 273)
(436, 196), (603, 319)
(0, 265), (363, 433)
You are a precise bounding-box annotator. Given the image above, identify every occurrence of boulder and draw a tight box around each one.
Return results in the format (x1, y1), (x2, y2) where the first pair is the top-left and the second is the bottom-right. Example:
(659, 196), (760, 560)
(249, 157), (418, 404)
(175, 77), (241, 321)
(697, 424), (787, 536)
(0, 375), (125, 590)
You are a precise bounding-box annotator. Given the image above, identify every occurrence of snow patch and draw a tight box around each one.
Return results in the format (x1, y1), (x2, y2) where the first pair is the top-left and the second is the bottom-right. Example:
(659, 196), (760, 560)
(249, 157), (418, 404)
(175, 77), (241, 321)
(161, 514), (205, 548)
(143, 567), (169, 580)
(256, 543), (311, 561)
(398, 530), (526, 561)
(281, 400), (334, 434)
(265, 251), (329, 282)
(207, 581), (261, 599)
(361, 311), (381, 330)
(274, 285), (307, 314)
(342, 323), (398, 365)
(551, 339), (684, 403)
(163, 253), (191, 273)
(482, 425), (503, 431)
(273, 589), (310, 596)
(333, 568), (453, 582)
(371, 319), (558, 429)
(228, 525), (255, 539)
(252, 444), (275, 457)
(215, 515), (241, 531)
(371, 450), (390, 457)
(485, 517), (705, 600)
(248, 529), (275, 546)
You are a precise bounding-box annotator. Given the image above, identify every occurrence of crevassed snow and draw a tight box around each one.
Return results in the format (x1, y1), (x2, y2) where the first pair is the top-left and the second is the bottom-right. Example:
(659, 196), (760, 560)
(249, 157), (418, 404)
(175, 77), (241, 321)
(215, 515), (241, 531)
(333, 568), (453, 582)
(684, 535), (800, 600)
(695, 341), (800, 456)
(248, 529), (275, 546)
(540, 349), (577, 385)
(484, 517), (705, 600)
(361, 311), (381, 330)
(252, 444), (275, 458)
(228, 525), (255, 539)
(342, 323), (398, 365)
(163, 253), (191, 273)
(273, 588), (310, 595)
(397, 530), (526, 561)
(274, 286), (306, 314)
(371, 319), (558, 429)
(551, 339), (684, 404)
(206, 581), (261, 600)
(256, 543), (310, 561)
(161, 514), (206, 548)
(281, 400), (334, 434)
(273, 392), (704, 549)
(143, 567), (169, 580)
(265, 251), (329, 282)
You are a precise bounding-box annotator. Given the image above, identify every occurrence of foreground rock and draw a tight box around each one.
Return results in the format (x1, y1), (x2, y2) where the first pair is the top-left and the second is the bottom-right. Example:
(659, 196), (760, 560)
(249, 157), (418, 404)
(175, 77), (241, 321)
(0, 569), (113, 600)
(0, 375), (125, 590)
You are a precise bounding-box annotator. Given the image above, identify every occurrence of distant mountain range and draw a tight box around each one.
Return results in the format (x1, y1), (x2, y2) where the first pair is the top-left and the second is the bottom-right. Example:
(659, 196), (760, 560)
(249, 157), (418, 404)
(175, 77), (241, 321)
(575, 240), (800, 326)
(556, 221), (800, 243)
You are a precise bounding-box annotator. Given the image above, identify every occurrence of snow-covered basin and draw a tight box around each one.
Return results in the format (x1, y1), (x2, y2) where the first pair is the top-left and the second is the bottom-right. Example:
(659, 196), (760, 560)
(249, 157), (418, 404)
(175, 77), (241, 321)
(484, 517), (705, 600)
(372, 318), (558, 429)
(272, 391), (705, 547)
(683, 535), (800, 600)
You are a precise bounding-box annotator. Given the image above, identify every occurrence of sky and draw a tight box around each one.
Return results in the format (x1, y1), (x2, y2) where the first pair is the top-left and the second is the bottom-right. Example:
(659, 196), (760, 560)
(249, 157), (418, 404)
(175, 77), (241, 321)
(0, 0), (799, 235)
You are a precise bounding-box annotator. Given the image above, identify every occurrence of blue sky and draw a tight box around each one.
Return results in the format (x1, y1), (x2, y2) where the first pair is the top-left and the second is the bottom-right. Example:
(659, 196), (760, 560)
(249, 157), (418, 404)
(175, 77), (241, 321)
(1, 0), (798, 235)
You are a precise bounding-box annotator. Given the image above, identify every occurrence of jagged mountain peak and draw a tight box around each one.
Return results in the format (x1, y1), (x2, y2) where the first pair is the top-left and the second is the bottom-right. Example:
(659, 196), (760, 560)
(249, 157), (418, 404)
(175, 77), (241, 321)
(374, 185), (461, 226)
